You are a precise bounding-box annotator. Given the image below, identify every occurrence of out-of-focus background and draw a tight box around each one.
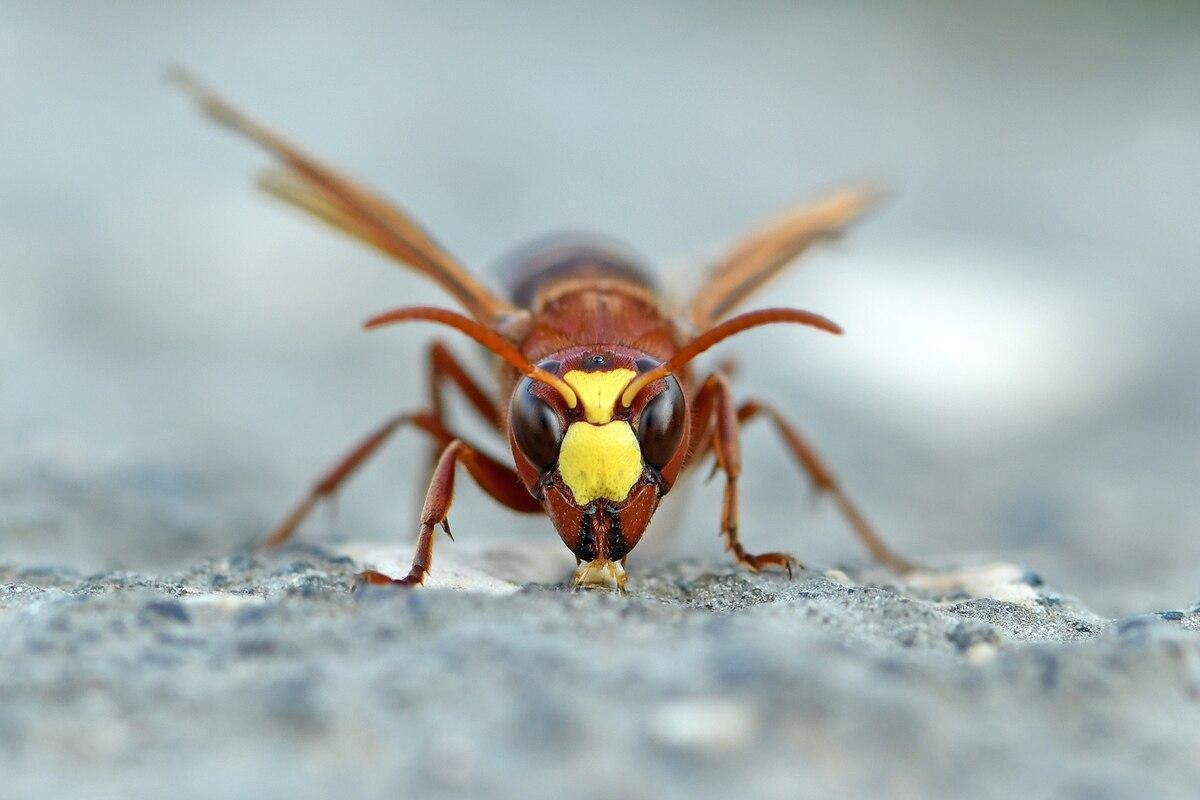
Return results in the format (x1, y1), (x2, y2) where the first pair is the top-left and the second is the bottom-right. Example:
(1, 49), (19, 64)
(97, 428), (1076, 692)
(2, 1), (1197, 615)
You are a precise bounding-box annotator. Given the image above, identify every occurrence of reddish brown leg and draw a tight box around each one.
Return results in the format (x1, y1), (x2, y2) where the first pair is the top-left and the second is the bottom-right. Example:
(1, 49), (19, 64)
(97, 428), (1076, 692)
(428, 339), (502, 430)
(266, 341), (500, 547)
(425, 338), (502, 473)
(266, 411), (444, 547)
(356, 439), (541, 588)
(734, 399), (914, 572)
(692, 395), (912, 571)
(689, 374), (798, 576)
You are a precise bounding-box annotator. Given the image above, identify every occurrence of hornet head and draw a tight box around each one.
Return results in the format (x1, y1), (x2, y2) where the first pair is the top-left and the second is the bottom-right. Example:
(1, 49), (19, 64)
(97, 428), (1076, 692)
(506, 348), (689, 590)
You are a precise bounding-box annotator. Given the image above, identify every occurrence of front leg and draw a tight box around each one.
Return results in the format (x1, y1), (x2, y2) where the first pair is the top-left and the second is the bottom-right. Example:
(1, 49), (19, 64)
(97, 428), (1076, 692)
(356, 439), (541, 588)
(689, 374), (799, 576)
(267, 340), (502, 548)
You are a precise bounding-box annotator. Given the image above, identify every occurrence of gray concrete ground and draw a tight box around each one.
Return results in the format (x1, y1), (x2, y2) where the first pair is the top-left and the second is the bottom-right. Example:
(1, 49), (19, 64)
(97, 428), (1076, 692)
(1, 527), (1198, 800)
(3, 4), (1199, 798)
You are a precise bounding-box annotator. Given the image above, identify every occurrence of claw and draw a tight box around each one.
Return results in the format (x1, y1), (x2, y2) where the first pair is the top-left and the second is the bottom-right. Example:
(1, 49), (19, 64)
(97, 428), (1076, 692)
(740, 552), (802, 578)
(353, 569), (423, 590)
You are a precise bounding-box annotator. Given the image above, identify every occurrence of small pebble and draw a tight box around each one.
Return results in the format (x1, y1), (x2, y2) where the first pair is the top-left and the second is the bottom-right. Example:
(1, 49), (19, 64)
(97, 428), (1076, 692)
(947, 622), (998, 653)
(235, 638), (278, 657)
(824, 569), (850, 585)
(648, 698), (757, 754)
(228, 553), (261, 572)
(235, 605), (274, 627)
(1116, 615), (1156, 636)
(139, 600), (190, 625)
(966, 642), (998, 665)
(1159, 611), (1184, 621)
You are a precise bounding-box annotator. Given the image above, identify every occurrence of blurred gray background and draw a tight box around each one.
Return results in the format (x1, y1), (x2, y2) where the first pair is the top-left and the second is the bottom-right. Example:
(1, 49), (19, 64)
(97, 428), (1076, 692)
(1, 1), (1197, 615)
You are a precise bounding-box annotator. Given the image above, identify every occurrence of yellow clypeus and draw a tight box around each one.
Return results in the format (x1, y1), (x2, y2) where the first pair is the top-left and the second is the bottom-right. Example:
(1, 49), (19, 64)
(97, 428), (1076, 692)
(557, 421), (643, 505)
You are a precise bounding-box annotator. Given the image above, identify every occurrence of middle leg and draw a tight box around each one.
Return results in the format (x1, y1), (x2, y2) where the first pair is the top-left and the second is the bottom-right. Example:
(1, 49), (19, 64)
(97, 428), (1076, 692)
(266, 340), (500, 547)
(735, 399), (913, 572)
(689, 373), (798, 575)
(691, 395), (913, 572)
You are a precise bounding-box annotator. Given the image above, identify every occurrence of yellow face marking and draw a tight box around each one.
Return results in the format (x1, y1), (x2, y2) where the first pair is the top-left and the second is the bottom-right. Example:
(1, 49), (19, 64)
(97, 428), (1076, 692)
(562, 369), (637, 425)
(557, 421), (643, 505)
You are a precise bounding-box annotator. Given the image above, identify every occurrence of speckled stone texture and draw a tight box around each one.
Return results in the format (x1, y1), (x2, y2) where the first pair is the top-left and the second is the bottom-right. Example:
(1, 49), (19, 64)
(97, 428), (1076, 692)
(1, 545), (1197, 800)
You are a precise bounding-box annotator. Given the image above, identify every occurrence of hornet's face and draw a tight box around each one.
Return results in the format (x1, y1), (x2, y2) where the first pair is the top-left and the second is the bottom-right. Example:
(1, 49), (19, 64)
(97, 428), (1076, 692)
(507, 348), (689, 590)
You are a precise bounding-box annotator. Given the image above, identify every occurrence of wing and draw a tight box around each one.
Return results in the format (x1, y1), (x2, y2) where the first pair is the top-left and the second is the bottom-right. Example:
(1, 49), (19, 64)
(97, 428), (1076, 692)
(171, 70), (521, 327)
(686, 187), (881, 330)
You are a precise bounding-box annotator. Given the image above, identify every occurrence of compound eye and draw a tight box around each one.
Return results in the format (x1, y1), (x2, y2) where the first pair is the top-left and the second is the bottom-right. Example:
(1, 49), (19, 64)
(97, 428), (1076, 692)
(636, 375), (685, 469)
(510, 376), (564, 470)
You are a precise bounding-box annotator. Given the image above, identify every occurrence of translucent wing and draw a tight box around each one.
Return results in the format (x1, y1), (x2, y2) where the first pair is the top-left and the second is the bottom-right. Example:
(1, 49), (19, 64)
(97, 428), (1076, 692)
(687, 187), (880, 329)
(172, 70), (521, 326)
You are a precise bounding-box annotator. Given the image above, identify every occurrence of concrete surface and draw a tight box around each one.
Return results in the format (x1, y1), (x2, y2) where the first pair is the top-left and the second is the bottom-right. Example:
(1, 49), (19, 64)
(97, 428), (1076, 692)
(3, 5), (1199, 798)
(1, 535), (1197, 800)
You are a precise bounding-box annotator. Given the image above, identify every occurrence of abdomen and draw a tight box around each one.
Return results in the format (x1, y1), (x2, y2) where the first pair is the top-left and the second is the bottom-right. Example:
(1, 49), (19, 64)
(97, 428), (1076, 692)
(495, 234), (658, 309)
